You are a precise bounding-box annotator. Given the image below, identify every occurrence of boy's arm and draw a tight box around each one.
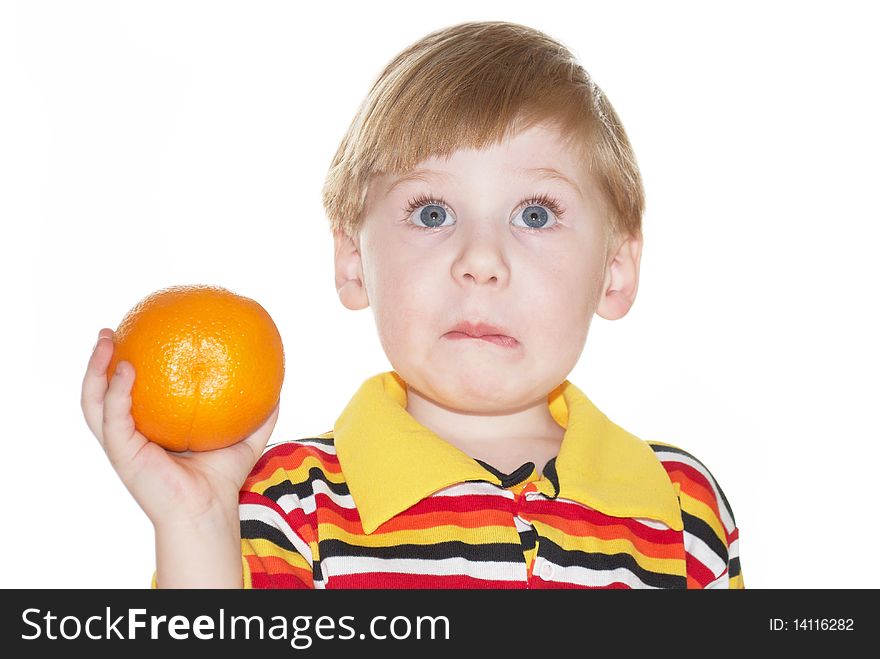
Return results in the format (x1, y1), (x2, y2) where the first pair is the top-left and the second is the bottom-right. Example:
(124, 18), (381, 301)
(680, 466), (744, 589)
(650, 442), (744, 589)
(153, 499), (245, 588)
(148, 489), (315, 589)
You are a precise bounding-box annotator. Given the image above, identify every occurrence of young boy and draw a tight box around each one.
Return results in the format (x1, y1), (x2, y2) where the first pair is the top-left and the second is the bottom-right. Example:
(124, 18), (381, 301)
(82, 20), (742, 589)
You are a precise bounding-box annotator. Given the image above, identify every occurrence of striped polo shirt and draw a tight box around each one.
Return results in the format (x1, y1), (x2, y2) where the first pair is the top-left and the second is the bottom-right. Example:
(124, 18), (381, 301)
(238, 371), (743, 589)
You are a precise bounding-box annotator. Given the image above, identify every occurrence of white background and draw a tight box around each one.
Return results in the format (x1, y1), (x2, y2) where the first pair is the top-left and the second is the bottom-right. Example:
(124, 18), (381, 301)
(2, 0), (877, 589)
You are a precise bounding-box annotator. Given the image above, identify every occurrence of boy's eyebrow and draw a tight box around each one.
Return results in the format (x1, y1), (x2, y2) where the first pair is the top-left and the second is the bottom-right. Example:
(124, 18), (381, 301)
(384, 169), (454, 195)
(512, 167), (584, 199)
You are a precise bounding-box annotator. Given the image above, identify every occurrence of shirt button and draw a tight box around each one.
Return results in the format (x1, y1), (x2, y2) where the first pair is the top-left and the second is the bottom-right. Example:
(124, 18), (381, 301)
(540, 562), (554, 580)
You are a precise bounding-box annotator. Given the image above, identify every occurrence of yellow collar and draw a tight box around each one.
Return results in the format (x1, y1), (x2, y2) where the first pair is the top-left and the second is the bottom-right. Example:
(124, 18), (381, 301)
(334, 371), (683, 534)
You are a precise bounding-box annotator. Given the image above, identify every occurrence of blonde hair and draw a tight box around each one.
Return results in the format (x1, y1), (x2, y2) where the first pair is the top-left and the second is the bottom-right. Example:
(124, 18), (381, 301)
(321, 21), (644, 244)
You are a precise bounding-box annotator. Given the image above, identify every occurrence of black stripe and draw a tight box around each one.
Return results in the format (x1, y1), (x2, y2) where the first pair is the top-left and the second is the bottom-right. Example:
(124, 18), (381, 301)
(539, 538), (687, 589)
(475, 460), (536, 488)
(647, 442), (693, 458)
(240, 519), (297, 553)
(262, 466), (351, 502)
(320, 538), (525, 563)
(729, 556), (741, 578)
(649, 443), (718, 479)
(713, 478), (737, 528)
(542, 458), (560, 495)
(298, 435), (335, 445)
(681, 510), (729, 565)
(519, 528), (537, 552)
(265, 435), (335, 450)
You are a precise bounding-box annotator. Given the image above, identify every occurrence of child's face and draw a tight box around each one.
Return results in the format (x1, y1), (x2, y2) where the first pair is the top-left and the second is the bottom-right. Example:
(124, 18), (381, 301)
(334, 122), (642, 414)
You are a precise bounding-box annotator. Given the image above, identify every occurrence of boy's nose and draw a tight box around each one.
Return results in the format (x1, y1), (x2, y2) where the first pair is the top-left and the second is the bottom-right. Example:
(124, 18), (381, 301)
(451, 237), (510, 287)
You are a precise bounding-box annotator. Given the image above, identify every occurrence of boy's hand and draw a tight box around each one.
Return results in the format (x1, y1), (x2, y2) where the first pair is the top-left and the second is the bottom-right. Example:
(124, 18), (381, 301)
(80, 328), (278, 530)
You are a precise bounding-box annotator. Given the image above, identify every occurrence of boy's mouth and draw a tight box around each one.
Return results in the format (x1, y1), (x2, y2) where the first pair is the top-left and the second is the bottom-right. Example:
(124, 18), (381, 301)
(443, 321), (519, 348)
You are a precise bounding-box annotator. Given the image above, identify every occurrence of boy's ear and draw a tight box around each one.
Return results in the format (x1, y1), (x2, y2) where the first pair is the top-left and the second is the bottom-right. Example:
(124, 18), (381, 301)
(333, 228), (370, 310)
(596, 233), (643, 321)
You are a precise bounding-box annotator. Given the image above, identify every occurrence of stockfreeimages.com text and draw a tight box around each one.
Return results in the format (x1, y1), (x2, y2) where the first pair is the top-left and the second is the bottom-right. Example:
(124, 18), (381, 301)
(21, 607), (450, 649)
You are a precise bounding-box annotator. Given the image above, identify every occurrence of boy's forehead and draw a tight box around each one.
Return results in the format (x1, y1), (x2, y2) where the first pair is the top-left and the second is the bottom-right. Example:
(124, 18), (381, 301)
(378, 123), (590, 195)
(382, 165), (585, 201)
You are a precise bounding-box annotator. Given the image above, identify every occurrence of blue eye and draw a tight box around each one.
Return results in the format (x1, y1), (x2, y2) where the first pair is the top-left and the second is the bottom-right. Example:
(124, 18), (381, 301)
(418, 204), (449, 228)
(511, 200), (561, 231)
(519, 205), (549, 229)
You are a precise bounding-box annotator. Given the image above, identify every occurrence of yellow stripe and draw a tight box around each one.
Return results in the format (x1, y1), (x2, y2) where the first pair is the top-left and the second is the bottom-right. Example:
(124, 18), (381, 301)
(251, 457), (346, 494)
(242, 537), (313, 573)
(524, 545), (538, 574)
(241, 555), (253, 589)
(531, 479), (557, 498)
(536, 523), (686, 576)
(678, 491), (727, 545)
(729, 573), (745, 589)
(319, 522), (519, 548)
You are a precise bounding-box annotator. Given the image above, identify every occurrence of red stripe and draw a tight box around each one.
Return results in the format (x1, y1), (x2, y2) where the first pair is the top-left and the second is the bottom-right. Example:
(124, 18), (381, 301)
(530, 580), (631, 589)
(312, 492), (358, 522)
(663, 458), (714, 489)
(326, 572), (525, 589)
(316, 491), (517, 527)
(524, 499), (680, 544)
(685, 553), (715, 589)
(408, 493), (516, 515)
(249, 571), (313, 589)
(240, 489), (285, 509)
(665, 461), (724, 526)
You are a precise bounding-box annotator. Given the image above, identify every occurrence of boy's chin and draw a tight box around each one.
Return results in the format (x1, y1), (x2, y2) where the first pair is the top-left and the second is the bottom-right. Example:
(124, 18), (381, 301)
(421, 370), (540, 414)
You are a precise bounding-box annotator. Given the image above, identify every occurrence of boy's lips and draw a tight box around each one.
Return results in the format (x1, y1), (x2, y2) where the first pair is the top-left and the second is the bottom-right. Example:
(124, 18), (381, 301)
(443, 321), (519, 348)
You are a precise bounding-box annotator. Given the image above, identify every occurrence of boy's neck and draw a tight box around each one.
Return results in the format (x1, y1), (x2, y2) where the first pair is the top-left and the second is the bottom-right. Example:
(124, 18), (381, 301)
(405, 386), (565, 474)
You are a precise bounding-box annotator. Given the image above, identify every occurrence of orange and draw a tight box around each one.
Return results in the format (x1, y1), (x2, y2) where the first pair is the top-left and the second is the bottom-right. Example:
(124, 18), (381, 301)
(107, 284), (285, 452)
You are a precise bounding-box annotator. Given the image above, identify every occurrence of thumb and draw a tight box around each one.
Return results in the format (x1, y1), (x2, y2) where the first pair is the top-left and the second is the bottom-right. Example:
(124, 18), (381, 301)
(240, 402), (280, 464)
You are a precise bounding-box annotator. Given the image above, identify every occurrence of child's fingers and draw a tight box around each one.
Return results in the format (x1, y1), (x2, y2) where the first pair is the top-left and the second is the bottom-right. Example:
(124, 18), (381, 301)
(101, 359), (146, 472)
(80, 329), (116, 442)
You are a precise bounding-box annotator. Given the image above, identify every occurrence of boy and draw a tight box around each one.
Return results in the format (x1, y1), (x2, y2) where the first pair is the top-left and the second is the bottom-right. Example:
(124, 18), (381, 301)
(82, 20), (742, 589)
